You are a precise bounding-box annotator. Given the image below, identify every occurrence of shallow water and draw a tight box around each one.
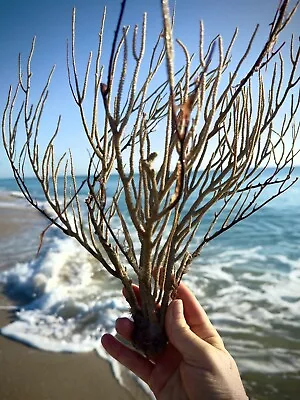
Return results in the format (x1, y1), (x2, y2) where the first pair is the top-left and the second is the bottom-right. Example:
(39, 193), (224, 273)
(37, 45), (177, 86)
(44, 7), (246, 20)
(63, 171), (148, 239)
(0, 168), (300, 399)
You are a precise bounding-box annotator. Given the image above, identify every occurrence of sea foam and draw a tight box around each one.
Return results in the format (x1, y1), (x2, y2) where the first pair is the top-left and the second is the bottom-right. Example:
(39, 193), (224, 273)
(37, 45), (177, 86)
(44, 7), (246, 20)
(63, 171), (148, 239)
(1, 199), (300, 393)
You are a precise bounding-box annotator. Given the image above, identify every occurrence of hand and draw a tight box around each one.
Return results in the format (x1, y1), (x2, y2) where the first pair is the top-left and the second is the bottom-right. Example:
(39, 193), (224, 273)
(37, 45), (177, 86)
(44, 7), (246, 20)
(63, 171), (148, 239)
(101, 283), (248, 400)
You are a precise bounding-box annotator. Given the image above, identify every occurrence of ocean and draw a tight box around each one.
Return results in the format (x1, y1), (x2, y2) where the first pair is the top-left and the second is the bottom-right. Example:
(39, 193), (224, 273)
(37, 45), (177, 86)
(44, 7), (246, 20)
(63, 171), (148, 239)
(0, 167), (300, 399)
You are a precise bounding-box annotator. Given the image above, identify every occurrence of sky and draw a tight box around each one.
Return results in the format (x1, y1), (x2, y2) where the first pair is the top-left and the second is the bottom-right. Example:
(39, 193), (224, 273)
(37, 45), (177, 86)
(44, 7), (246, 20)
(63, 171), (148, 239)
(0, 0), (299, 178)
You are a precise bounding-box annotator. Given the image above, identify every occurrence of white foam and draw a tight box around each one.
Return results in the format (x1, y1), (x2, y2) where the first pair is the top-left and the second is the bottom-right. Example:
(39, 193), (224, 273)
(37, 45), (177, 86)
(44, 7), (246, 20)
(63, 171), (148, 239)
(0, 237), (126, 348)
(186, 246), (300, 366)
(0, 305), (18, 311)
(10, 191), (25, 199)
(1, 233), (300, 389)
(0, 236), (151, 394)
(0, 200), (30, 209)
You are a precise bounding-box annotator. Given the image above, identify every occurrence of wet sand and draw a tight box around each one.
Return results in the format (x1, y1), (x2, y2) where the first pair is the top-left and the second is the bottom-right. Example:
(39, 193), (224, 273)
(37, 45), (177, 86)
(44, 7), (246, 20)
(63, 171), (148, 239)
(0, 193), (41, 239)
(0, 194), (47, 270)
(0, 193), (150, 400)
(0, 308), (148, 400)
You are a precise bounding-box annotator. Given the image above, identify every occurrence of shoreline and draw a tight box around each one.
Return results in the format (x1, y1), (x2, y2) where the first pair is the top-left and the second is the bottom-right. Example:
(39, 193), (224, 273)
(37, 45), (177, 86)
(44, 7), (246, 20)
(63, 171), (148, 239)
(0, 306), (148, 400)
(0, 192), (46, 270)
(0, 192), (41, 239)
(0, 192), (150, 400)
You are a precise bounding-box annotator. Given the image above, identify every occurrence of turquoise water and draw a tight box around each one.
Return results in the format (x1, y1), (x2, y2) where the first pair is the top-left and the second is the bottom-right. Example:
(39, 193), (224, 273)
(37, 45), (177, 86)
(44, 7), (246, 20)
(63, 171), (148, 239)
(0, 167), (300, 399)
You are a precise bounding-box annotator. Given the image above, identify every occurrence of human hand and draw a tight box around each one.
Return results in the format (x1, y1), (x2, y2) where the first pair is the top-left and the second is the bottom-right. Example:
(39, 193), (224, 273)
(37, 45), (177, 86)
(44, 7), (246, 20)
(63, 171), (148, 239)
(101, 283), (248, 400)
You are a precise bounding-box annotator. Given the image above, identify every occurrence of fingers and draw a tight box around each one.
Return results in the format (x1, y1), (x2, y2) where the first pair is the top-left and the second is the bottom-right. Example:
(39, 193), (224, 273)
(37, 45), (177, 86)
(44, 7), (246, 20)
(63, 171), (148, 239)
(176, 282), (224, 348)
(122, 281), (223, 349)
(165, 299), (210, 360)
(176, 282), (212, 327)
(101, 334), (154, 383)
(122, 284), (141, 306)
(115, 317), (134, 342)
(115, 317), (166, 364)
(113, 318), (182, 397)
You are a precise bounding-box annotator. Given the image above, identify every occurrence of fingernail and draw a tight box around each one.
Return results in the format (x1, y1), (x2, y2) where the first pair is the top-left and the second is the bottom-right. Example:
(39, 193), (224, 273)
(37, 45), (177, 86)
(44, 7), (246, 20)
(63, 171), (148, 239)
(101, 333), (110, 347)
(172, 299), (183, 319)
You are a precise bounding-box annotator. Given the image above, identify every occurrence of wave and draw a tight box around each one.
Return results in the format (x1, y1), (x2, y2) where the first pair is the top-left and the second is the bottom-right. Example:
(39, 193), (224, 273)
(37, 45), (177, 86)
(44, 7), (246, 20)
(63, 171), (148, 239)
(1, 229), (300, 393)
(0, 236), (127, 348)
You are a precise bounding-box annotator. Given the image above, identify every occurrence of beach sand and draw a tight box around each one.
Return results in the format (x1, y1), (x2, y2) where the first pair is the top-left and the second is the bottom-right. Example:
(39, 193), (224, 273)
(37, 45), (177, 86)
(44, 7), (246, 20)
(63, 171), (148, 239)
(0, 194), (48, 270)
(0, 193), (150, 400)
(0, 309), (149, 400)
(0, 193), (43, 238)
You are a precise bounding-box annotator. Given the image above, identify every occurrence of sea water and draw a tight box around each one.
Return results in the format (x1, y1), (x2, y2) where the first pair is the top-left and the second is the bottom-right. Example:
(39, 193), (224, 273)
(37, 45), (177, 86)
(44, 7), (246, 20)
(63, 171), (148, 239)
(0, 168), (299, 399)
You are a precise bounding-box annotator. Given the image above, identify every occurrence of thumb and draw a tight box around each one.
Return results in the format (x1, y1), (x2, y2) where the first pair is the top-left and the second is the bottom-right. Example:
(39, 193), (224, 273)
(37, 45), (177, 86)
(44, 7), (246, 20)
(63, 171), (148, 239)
(166, 299), (209, 359)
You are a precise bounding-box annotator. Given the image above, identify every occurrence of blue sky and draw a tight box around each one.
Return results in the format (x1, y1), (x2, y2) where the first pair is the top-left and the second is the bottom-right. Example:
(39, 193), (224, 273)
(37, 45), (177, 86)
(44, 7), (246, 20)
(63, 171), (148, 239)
(0, 0), (299, 178)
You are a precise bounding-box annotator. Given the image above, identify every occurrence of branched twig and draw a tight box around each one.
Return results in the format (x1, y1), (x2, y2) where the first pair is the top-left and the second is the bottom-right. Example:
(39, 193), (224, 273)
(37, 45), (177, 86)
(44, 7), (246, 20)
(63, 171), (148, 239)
(2, 0), (299, 357)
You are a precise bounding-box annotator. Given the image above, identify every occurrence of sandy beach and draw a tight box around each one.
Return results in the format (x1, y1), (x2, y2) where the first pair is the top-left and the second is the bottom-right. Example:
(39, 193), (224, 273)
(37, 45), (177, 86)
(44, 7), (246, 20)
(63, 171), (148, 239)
(0, 310), (149, 400)
(0, 193), (42, 238)
(0, 193), (150, 400)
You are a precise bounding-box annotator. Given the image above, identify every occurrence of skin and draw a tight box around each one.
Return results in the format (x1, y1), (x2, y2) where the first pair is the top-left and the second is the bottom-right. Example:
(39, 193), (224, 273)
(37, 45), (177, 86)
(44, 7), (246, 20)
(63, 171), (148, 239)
(101, 283), (248, 400)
